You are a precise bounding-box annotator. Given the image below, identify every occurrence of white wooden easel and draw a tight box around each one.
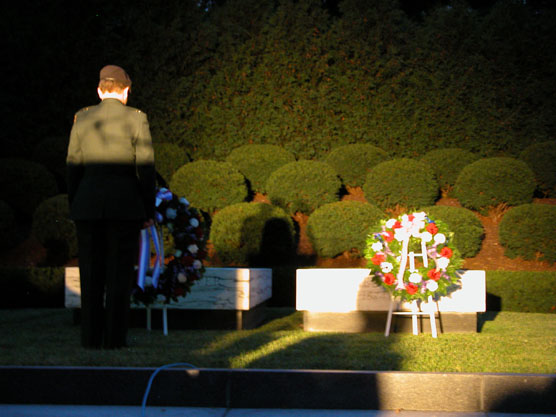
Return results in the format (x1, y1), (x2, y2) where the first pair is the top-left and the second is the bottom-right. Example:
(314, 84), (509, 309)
(146, 305), (169, 336)
(384, 235), (439, 338)
(385, 296), (438, 338)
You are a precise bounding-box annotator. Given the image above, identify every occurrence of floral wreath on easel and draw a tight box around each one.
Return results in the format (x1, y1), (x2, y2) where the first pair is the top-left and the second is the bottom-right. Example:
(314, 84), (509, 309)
(364, 211), (463, 303)
(132, 187), (208, 306)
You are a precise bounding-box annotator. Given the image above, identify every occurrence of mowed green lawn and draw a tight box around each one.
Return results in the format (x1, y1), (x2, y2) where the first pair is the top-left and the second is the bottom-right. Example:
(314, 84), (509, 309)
(1, 308), (555, 374)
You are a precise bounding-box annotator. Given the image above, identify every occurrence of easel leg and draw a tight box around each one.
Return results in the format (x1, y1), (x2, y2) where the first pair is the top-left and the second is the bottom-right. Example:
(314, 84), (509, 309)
(385, 298), (394, 337)
(162, 306), (168, 336)
(146, 307), (152, 332)
(411, 301), (418, 335)
(430, 310), (438, 338)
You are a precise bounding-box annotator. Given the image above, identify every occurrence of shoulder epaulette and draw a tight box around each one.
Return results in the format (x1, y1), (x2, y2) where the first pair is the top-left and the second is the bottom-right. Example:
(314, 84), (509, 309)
(73, 107), (90, 123)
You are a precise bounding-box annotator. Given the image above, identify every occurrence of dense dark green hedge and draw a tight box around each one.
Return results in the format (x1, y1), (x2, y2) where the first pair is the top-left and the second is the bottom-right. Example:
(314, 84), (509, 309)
(498, 204), (556, 264)
(0, 158), (58, 218)
(324, 144), (389, 188)
(421, 205), (484, 258)
(266, 160), (341, 215)
(486, 271), (556, 313)
(454, 157), (536, 214)
(307, 201), (385, 258)
(420, 148), (479, 193)
(225, 144), (296, 194)
(32, 194), (78, 265)
(518, 141), (556, 197)
(169, 160), (248, 213)
(0, 267), (64, 308)
(153, 143), (190, 186)
(363, 158), (439, 211)
(209, 202), (294, 266)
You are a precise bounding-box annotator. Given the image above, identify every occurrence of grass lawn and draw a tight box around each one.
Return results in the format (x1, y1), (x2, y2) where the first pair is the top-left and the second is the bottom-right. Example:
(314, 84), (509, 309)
(1, 308), (555, 374)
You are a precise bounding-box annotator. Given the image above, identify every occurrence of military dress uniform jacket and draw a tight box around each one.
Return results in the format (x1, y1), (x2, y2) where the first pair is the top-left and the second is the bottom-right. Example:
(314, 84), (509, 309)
(66, 98), (155, 221)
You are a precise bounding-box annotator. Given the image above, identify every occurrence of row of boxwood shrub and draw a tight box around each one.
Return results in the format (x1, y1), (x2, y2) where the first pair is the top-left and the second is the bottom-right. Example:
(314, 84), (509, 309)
(2, 266), (553, 313)
(168, 152), (538, 216)
(305, 202), (484, 259)
(4, 142), (553, 266)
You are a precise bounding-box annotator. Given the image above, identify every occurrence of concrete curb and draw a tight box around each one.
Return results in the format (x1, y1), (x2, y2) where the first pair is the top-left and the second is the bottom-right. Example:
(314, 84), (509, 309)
(1, 367), (555, 414)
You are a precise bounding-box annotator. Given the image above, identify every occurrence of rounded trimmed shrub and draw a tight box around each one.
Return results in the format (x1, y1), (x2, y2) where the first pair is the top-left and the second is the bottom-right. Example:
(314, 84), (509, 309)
(363, 158), (439, 211)
(209, 202), (295, 266)
(307, 201), (385, 258)
(499, 203), (556, 264)
(0, 200), (18, 250)
(0, 158), (58, 218)
(420, 205), (484, 258)
(324, 144), (389, 187)
(153, 142), (190, 185)
(420, 148), (479, 193)
(519, 141), (556, 197)
(169, 160), (248, 213)
(226, 144), (295, 194)
(454, 157), (536, 213)
(266, 160), (341, 215)
(32, 194), (78, 264)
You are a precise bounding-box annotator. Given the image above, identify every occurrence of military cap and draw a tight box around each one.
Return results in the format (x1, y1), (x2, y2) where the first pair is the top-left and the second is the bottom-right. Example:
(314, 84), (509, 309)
(99, 65), (132, 87)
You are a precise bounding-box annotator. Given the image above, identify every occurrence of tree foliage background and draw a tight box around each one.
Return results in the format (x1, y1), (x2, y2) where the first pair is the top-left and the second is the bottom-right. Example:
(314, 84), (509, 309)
(3, 0), (556, 161)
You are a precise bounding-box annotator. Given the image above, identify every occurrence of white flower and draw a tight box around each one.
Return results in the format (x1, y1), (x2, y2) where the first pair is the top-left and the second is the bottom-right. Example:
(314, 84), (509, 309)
(156, 294), (166, 302)
(395, 229), (409, 242)
(187, 244), (198, 255)
(420, 231), (433, 242)
(380, 262), (393, 273)
(385, 219), (397, 228)
(409, 272), (422, 283)
(425, 280), (438, 292)
(371, 241), (384, 252)
(413, 212), (427, 221)
(409, 221), (425, 236)
(177, 272), (187, 283)
(190, 218), (199, 228)
(179, 197), (190, 206)
(144, 276), (153, 287)
(193, 260), (203, 270)
(436, 257), (450, 270)
(434, 233), (446, 244)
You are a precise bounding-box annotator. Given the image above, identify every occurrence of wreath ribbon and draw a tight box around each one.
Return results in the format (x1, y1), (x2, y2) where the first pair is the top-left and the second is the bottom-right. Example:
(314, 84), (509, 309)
(137, 225), (164, 290)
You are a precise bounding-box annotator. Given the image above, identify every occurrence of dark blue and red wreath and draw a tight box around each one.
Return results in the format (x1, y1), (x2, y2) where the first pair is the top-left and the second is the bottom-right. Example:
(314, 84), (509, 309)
(132, 187), (208, 306)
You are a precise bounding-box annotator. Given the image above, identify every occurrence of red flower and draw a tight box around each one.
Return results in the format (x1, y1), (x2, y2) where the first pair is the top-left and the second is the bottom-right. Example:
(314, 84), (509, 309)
(392, 221), (402, 229)
(408, 214), (415, 221)
(371, 253), (386, 265)
(181, 255), (195, 266)
(440, 247), (453, 258)
(382, 231), (395, 242)
(427, 269), (441, 281)
(405, 283), (419, 295)
(383, 273), (396, 285)
(426, 223), (438, 235)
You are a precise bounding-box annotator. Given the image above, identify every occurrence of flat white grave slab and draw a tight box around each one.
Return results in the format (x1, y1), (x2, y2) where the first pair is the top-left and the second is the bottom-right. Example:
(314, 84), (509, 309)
(65, 267), (272, 310)
(296, 268), (485, 313)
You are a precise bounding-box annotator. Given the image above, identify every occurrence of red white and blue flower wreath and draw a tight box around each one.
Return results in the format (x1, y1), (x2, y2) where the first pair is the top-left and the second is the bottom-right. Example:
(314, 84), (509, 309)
(364, 212), (463, 302)
(132, 187), (208, 306)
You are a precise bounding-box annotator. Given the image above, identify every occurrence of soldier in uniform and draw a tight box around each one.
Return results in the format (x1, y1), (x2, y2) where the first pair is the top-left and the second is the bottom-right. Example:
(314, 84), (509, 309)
(66, 65), (155, 349)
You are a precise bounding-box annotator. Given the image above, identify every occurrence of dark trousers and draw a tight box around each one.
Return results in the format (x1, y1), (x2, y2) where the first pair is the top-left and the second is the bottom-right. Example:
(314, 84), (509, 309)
(75, 219), (141, 349)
